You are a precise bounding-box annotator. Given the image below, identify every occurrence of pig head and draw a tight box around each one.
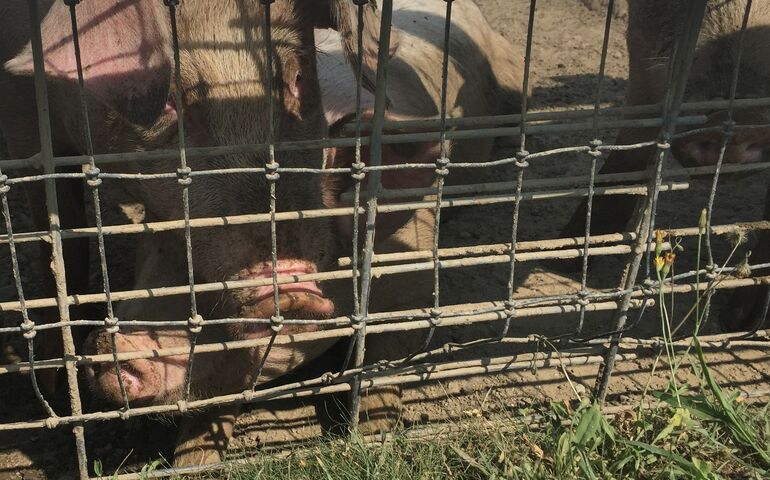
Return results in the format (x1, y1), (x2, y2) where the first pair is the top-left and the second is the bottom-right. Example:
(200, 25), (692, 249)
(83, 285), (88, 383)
(317, 0), (523, 314)
(0, 0), (388, 386)
(559, 0), (770, 331)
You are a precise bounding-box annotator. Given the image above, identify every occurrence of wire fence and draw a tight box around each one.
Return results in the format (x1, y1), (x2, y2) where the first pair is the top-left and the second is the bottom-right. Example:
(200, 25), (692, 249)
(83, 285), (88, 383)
(0, 0), (769, 478)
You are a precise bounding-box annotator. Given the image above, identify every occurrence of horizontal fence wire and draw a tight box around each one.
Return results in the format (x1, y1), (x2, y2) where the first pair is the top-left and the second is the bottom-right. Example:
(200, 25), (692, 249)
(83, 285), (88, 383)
(3, 325), (770, 433)
(0, 0), (769, 478)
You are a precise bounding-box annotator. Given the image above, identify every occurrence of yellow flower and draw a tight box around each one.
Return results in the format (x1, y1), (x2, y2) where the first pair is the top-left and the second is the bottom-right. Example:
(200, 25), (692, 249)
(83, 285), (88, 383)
(655, 230), (665, 258)
(655, 255), (665, 273)
(661, 252), (676, 278)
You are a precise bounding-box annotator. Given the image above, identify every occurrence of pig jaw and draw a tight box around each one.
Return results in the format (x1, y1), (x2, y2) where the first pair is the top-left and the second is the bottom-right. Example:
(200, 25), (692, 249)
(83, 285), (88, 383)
(85, 330), (190, 406)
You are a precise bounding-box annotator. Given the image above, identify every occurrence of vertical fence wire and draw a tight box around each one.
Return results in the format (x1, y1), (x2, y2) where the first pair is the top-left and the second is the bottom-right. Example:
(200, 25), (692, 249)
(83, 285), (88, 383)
(0, 171), (55, 417)
(594, 0), (709, 403)
(400, 0), (453, 362)
(499, 0), (536, 340)
(251, 0), (283, 388)
(27, 0), (88, 477)
(163, 0), (203, 402)
(571, 0), (615, 340)
(65, 0), (130, 411)
(698, 0), (753, 336)
(348, 0), (394, 429)
(337, 0), (368, 378)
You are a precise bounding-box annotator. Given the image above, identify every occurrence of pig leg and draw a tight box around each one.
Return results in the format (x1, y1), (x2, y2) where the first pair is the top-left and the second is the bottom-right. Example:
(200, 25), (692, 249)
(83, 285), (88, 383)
(319, 209), (433, 434)
(719, 185), (770, 332)
(173, 405), (241, 467)
(554, 126), (658, 275)
(358, 208), (433, 434)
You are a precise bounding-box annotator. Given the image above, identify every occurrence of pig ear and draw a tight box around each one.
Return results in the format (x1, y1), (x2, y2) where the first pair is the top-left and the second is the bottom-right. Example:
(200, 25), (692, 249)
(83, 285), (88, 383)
(299, 0), (400, 91)
(5, 0), (173, 126)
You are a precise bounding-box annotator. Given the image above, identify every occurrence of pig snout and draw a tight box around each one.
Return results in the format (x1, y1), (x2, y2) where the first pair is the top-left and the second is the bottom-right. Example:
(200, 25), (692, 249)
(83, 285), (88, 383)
(673, 110), (770, 166)
(84, 329), (189, 406)
(233, 260), (335, 339)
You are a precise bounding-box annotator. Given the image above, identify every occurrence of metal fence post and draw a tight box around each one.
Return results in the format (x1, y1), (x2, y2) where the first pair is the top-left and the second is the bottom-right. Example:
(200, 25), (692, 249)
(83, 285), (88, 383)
(348, 0), (394, 429)
(594, 0), (709, 403)
(27, 0), (88, 477)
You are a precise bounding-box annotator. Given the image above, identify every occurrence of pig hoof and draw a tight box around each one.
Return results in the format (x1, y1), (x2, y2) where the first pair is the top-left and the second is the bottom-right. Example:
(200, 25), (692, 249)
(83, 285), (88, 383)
(173, 407), (238, 467)
(718, 286), (770, 333)
(358, 386), (403, 436)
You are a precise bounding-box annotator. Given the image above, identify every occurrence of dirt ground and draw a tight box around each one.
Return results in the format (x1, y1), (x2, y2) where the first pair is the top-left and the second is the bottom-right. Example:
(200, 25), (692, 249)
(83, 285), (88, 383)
(2, 0), (770, 478)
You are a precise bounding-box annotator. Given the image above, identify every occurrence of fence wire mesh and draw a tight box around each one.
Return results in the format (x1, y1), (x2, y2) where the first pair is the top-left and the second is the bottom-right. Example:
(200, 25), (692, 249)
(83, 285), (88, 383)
(0, 0), (769, 478)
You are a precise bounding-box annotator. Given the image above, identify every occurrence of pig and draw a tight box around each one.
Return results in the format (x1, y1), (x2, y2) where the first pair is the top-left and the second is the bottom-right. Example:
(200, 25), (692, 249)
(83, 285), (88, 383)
(80, 0), (523, 466)
(289, 0), (524, 438)
(559, 0), (770, 332)
(0, 0), (390, 467)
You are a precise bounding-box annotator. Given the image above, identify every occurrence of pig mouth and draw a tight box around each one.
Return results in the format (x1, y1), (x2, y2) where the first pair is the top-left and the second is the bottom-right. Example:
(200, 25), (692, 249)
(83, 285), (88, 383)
(235, 263), (335, 339)
(673, 129), (770, 166)
(86, 348), (189, 406)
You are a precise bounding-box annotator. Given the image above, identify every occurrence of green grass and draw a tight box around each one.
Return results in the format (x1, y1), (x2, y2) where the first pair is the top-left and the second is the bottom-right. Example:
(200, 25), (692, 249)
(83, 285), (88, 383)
(197, 392), (768, 480)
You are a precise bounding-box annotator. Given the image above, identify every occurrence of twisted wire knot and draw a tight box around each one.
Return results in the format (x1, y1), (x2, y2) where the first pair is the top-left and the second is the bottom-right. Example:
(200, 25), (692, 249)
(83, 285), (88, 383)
(515, 150), (530, 168)
(119, 409), (131, 421)
(44, 417), (60, 429)
(104, 316), (119, 335)
(0, 174), (9, 195)
(63, 0), (81, 6)
(722, 119), (736, 136)
(641, 278), (656, 297)
(85, 167), (102, 188)
(588, 139), (603, 159)
(375, 359), (390, 371)
(350, 161), (366, 182)
(656, 141), (671, 150)
(176, 167), (192, 186)
(163, 0), (179, 7)
(177, 400), (188, 414)
(352, 0), (370, 5)
(577, 289), (591, 307)
(434, 156), (450, 177)
(265, 162), (280, 182)
(270, 315), (284, 333)
(429, 308), (443, 327)
(187, 314), (203, 334)
(527, 334), (543, 344)
(20, 320), (36, 340)
(705, 263), (718, 280)
(350, 314), (365, 330)
(504, 299), (516, 319)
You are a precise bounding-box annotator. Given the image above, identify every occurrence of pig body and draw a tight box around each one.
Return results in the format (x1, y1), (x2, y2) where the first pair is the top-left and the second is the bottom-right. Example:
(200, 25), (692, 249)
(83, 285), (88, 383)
(560, 0), (770, 331)
(303, 0), (525, 439)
